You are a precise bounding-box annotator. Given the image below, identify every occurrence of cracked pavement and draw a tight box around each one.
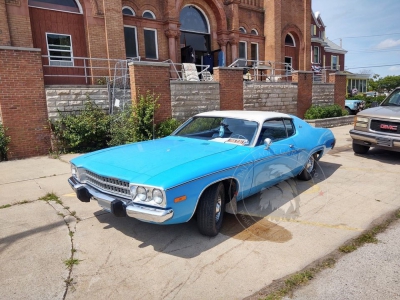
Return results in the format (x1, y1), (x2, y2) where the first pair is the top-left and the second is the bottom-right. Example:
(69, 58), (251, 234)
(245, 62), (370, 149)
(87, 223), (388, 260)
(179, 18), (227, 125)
(0, 125), (399, 299)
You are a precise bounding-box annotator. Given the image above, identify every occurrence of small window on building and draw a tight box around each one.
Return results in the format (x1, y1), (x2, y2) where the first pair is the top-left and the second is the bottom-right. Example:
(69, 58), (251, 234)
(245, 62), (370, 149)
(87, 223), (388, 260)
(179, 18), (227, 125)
(311, 24), (317, 36)
(332, 55), (339, 70)
(124, 26), (138, 58)
(122, 6), (135, 16)
(144, 28), (158, 59)
(251, 29), (258, 35)
(238, 41), (247, 66)
(251, 43), (258, 62)
(285, 34), (295, 47)
(239, 27), (246, 34)
(313, 46), (320, 63)
(142, 10), (155, 19)
(46, 33), (73, 66)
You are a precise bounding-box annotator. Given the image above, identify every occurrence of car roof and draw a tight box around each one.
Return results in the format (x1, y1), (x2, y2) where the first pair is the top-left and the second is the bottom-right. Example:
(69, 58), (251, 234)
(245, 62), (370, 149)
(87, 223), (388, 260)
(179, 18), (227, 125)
(195, 110), (292, 124)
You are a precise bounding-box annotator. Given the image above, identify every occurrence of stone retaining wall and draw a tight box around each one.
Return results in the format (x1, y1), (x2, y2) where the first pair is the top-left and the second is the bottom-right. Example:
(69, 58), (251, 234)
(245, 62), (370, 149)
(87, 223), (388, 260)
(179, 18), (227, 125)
(312, 83), (335, 106)
(46, 86), (109, 120)
(243, 82), (298, 115)
(170, 81), (220, 121)
(306, 115), (354, 128)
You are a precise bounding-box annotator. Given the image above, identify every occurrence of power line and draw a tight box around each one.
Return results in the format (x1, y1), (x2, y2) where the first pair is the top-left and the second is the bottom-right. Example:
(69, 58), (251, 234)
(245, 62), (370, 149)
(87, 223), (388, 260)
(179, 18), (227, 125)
(331, 32), (400, 40)
(346, 63), (400, 70)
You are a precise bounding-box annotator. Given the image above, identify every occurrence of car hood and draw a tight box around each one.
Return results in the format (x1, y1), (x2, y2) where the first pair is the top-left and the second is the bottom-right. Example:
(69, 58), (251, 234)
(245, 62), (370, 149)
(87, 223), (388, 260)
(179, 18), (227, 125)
(358, 106), (400, 120)
(71, 136), (239, 184)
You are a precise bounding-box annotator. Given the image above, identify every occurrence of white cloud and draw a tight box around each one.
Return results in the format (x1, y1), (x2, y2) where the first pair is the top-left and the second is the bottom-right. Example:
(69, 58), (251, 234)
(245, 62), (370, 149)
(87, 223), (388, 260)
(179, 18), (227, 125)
(388, 66), (400, 72)
(376, 39), (400, 49)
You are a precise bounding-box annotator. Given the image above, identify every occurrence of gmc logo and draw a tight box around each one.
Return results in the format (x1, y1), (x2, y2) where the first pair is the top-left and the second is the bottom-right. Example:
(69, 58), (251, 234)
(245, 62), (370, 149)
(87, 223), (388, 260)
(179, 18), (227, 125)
(380, 124), (398, 131)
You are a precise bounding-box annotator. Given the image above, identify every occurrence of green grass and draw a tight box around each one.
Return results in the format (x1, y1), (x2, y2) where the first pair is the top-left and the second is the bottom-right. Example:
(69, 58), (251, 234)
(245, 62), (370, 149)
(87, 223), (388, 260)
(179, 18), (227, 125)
(38, 192), (63, 205)
(64, 258), (81, 268)
(0, 204), (11, 209)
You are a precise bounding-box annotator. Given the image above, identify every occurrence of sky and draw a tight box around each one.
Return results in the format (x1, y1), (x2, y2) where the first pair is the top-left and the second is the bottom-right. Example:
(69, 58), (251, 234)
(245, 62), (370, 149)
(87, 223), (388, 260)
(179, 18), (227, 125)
(312, 0), (400, 78)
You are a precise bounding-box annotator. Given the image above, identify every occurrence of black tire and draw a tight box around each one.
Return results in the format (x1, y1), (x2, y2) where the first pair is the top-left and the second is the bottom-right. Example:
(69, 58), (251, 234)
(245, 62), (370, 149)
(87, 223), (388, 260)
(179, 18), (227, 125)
(297, 154), (317, 181)
(345, 107), (352, 115)
(197, 182), (225, 237)
(352, 141), (369, 154)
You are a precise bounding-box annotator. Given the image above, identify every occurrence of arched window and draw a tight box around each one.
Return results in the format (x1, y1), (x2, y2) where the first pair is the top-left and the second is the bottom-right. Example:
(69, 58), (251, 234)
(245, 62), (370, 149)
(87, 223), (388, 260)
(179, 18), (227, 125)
(180, 6), (209, 33)
(28, 0), (82, 13)
(239, 27), (247, 34)
(122, 6), (135, 16)
(251, 29), (258, 35)
(142, 10), (155, 19)
(285, 34), (295, 47)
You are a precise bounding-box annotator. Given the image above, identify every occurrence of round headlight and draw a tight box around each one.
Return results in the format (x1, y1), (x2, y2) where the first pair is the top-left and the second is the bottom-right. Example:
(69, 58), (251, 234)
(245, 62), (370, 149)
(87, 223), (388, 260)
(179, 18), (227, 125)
(152, 189), (164, 204)
(129, 185), (137, 199)
(136, 186), (148, 201)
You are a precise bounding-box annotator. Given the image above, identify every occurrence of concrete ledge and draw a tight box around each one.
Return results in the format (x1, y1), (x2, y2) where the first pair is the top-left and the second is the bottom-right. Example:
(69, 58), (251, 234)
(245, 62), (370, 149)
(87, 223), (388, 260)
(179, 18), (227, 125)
(306, 115), (354, 128)
(0, 46), (41, 52)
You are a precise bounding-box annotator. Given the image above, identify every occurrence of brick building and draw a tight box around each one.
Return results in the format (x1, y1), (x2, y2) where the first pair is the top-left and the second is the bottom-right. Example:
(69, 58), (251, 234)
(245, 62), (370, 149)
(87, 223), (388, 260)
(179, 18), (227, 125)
(0, 0), (328, 84)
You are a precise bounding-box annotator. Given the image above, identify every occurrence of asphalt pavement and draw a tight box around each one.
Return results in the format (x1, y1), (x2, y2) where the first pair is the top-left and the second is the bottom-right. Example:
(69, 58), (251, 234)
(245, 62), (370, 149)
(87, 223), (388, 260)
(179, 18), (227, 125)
(0, 124), (399, 300)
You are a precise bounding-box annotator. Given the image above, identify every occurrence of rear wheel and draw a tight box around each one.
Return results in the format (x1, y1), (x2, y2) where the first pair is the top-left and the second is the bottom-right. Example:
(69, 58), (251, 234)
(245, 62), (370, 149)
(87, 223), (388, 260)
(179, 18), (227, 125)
(297, 154), (316, 181)
(352, 141), (370, 154)
(197, 182), (225, 236)
(345, 107), (352, 115)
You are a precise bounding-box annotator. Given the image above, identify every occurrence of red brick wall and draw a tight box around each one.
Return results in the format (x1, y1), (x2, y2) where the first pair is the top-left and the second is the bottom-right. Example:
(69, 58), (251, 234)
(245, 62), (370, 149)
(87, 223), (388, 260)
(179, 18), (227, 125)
(0, 47), (51, 159)
(0, 0), (11, 46)
(292, 71), (313, 118)
(6, 1), (33, 47)
(129, 62), (172, 123)
(329, 73), (346, 108)
(213, 67), (243, 110)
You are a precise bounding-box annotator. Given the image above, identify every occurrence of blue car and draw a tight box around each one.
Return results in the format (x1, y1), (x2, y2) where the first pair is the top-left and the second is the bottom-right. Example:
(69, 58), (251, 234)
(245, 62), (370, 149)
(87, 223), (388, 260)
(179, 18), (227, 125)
(345, 99), (365, 115)
(68, 111), (335, 236)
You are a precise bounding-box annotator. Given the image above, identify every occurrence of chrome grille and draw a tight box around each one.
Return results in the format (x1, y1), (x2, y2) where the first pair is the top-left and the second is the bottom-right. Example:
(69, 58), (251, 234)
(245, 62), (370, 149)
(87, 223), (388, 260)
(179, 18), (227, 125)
(83, 169), (130, 199)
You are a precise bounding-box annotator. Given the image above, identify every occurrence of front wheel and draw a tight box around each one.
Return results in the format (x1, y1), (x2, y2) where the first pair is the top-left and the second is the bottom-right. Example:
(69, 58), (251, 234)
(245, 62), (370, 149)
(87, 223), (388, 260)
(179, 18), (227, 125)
(297, 154), (316, 181)
(352, 141), (370, 154)
(197, 182), (225, 236)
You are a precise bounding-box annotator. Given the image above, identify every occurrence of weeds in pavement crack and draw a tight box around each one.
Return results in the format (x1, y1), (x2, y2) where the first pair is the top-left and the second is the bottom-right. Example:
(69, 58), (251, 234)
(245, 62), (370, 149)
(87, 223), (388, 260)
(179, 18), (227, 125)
(37, 192), (81, 299)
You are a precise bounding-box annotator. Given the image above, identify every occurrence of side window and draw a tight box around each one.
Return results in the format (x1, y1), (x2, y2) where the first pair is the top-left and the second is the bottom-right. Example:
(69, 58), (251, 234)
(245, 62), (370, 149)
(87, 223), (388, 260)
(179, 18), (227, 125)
(124, 26), (138, 58)
(283, 119), (295, 137)
(46, 33), (73, 66)
(144, 28), (158, 59)
(258, 119), (287, 144)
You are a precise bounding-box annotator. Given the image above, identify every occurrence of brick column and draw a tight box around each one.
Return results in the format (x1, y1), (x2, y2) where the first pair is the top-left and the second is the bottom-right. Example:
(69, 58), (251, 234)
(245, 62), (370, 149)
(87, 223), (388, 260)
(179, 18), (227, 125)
(129, 62), (172, 123)
(0, 0), (11, 46)
(292, 71), (313, 118)
(213, 67), (243, 110)
(329, 73), (347, 108)
(0, 47), (51, 159)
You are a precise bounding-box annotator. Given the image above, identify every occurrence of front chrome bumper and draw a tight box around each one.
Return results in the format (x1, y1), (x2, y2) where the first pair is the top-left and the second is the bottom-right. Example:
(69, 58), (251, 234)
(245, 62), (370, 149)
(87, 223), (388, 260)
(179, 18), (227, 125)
(68, 176), (173, 223)
(350, 129), (400, 150)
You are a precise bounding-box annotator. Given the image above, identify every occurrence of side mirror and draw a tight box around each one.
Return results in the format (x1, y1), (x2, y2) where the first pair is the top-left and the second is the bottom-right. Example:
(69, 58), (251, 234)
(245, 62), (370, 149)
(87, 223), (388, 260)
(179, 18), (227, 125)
(264, 138), (272, 150)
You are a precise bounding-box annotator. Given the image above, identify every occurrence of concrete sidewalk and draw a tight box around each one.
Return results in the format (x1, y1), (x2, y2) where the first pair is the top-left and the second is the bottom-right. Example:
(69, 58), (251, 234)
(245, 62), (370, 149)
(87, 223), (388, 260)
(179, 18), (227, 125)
(0, 126), (399, 300)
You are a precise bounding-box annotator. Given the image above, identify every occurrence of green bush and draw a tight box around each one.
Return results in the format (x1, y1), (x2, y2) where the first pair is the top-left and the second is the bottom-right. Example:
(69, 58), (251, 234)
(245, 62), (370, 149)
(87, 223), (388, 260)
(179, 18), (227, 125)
(304, 104), (348, 120)
(132, 91), (160, 142)
(108, 104), (136, 147)
(0, 123), (11, 162)
(51, 97), (110, 153)
(156, 118), (182, 138)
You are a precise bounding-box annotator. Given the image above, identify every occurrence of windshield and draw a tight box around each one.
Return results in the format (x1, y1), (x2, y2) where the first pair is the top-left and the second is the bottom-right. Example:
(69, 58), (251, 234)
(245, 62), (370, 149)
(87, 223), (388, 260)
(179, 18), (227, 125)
(381, 90), (400, 106)
(173, 117), (259, 146)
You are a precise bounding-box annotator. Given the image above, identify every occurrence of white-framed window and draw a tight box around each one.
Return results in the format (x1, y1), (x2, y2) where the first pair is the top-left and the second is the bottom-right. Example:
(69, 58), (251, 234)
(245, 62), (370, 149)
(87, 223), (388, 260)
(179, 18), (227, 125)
(142, 10), (155, 19)
(238, 41), (247, 66)
(124, 26), (138, 58)
(313, 46), (320, 63)
(46, 33), (73, 66)
(122, 6), (135, 16)
(144, 28), (158, 59)
(28, 0), (82, 14)
(332, 55), (339, 70)
(251, 43), (258, 62)
(251, 29), (258, 35)
(239, 27), (246, 34)
(285, 34), (295, 47)
(311, 24), (317, 36)
(285, 56), (292, 75)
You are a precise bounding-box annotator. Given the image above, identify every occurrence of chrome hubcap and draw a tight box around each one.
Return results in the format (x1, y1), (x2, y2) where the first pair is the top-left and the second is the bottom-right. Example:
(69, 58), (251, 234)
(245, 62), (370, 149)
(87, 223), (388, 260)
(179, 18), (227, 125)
(306, 156), (314, 173)
(215, 195), (222, 222)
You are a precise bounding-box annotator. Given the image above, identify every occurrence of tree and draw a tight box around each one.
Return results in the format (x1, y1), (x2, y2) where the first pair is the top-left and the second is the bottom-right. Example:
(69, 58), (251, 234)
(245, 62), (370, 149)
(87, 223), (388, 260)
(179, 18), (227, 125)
(368, 75), (400, 93)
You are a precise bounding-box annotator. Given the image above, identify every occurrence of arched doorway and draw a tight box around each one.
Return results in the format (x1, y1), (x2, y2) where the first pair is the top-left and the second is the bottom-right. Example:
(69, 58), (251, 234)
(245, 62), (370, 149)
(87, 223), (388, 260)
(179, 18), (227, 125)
(284, 33), (299, 74)
(179, 6), (211, 68)
(28, 0), (87, 84)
